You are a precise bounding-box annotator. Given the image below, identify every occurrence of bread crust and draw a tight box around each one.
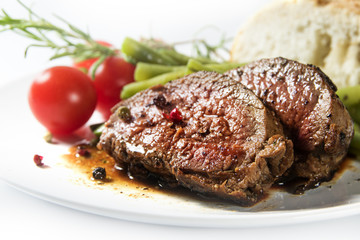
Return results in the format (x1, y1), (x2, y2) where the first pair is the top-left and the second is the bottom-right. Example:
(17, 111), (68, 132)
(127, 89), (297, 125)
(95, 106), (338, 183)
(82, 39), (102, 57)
(230, 0), (360, 88)
(313, 0), (360, 13)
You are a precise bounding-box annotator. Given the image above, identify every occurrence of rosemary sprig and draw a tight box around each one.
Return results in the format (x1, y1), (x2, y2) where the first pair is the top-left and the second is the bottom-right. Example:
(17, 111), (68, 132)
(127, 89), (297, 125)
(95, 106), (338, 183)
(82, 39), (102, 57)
(191, 36), (230, 61)
(1, 1), (230, 75)
(190, 26), (231, 62)
(0, 0), (117, 75)
(140, 26), (231, 62)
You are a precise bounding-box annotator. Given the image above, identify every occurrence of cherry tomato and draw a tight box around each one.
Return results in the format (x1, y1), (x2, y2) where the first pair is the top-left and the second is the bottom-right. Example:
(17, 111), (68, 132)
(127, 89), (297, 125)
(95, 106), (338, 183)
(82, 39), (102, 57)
(28, 66), (97, 135)
(92, 56), (135, 119)
(73, 58), (98, 72)
(73, 41), (113, 72)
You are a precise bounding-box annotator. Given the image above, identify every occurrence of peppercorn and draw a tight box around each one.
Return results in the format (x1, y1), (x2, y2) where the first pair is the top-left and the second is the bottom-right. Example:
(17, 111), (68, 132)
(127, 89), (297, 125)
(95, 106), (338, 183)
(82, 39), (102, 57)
(116, 106), (131, 122)
(163, 108), (183, 123)
(152, 94), (167, 109)
(76, 145), (91, 158)
(169, 108), (182, 122)
(33, 154), (44, 167)
(92, 167), (106, 180)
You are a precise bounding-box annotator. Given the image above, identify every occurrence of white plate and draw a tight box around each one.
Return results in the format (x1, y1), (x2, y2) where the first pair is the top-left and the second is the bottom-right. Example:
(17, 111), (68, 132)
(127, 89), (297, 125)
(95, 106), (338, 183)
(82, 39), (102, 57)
(1, 75), (360, 228)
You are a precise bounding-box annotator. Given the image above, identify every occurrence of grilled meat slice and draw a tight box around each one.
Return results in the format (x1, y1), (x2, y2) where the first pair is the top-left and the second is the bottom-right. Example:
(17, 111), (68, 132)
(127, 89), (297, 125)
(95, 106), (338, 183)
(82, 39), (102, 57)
(226, 57), (354, 184)
(98, 71), (294, 205)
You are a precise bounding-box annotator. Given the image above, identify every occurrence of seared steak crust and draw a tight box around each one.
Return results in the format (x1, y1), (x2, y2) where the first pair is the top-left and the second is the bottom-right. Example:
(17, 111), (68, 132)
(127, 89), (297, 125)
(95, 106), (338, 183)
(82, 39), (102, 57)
(226, 57), (354, 183)
(99, 71), (294, 205)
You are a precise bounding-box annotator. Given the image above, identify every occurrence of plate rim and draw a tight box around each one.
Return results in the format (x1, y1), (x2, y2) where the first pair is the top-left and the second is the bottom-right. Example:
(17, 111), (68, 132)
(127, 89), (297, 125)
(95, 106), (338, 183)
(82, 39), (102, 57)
(1, 74), (360, 228)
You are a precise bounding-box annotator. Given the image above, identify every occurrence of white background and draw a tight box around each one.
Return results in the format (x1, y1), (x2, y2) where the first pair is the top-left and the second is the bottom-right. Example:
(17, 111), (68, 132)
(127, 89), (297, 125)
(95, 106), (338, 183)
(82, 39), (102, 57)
(1, 0), (360, 239)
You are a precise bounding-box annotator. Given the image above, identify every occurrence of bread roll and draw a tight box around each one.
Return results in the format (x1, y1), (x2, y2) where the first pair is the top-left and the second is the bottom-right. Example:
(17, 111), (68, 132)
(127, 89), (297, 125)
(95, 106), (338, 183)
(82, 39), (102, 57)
(230, 0), (360, 88)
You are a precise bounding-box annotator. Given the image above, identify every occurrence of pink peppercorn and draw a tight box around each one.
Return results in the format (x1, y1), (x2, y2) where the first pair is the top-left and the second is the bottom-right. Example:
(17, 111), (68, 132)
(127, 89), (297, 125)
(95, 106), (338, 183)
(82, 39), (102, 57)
(169, 108), (182, 122)
(33, 154), (44, 167)
(163, 108), (182, 123)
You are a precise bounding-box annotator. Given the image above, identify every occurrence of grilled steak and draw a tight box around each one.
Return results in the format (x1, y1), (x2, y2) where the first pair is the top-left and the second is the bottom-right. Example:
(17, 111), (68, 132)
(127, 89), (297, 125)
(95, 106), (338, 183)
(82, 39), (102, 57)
(226, 57), (354, 184)
(98, 71), (294, 205)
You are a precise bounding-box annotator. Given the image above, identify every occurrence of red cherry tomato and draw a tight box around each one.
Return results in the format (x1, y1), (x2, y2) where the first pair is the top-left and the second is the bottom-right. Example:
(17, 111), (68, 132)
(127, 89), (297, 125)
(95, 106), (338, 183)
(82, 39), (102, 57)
(73, 41), (113, 71)
(73, 58), (98, 71)
(28, 66), (97, 135)
(92, 56), (135, 119)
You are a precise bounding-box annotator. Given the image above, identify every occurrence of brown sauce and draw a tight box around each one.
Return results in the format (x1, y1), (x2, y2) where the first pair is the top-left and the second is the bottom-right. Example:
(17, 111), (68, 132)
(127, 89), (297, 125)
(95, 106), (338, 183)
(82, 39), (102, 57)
(272, 157), (356, 194)
(63, 144), (160, 197)
(62, 144), (358, 206)
(62, 144), (225, 203)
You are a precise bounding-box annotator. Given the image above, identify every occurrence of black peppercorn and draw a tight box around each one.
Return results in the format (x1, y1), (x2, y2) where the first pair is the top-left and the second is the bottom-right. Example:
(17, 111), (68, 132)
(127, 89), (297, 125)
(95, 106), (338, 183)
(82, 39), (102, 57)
(92, 167), (106, 180)
(153, 94), (167, 109)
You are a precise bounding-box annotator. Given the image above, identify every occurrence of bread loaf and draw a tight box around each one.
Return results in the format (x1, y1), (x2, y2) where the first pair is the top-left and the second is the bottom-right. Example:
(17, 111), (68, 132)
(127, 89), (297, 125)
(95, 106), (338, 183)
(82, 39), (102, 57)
(230, 0), (360, 88)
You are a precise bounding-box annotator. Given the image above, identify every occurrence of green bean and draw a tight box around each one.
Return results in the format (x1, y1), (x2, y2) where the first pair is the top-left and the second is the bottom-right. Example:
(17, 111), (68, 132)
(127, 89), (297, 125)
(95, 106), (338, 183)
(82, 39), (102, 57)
(186, 59), (245, 74)
(206, 62), (246, 72)
(134, 62), (186, 81)
(193, 56), (218, 64)
(337, 85), (360, 124)
(349, 123), (360, 156)
(158, 48), (217, 65)
(121, 37), (178, 65)
(121, 69), (187, 99)
(157, 49), (191, 65)
(89, 122), (105, 145)
(186, 59), (214, 73)
(90, 122), (105, 138)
